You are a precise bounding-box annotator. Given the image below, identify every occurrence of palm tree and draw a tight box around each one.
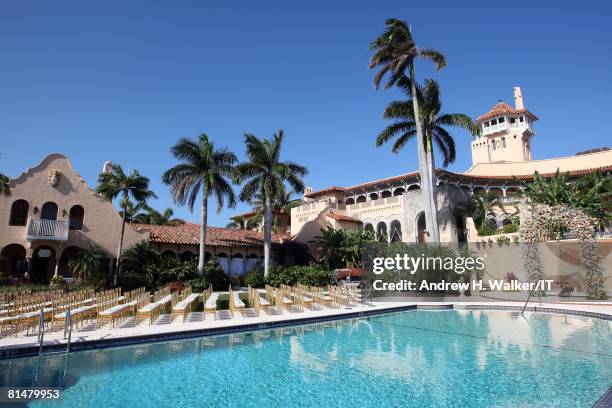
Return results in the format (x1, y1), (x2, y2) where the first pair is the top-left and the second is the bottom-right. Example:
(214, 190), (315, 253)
(0, 172), (10, 197)
(119, 199), (149, 223)
(237, 130), (308, 276)
(146, 207), (186, 226)
(96, 164), (157, 285)
(310, 227), (347, 270)
(68, 246), (105, 282)
(226, 214), (261, 230)
(369, 19), (446, 242)
(458, 191), (503, 229)
(377, 77), (478, 172)
(121, 241), (160, 276)
(162, 134), (237, 275)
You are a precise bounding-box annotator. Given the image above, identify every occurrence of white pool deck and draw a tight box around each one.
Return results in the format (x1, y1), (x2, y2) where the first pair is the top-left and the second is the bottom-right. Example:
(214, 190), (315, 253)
(0, 299), (610, 351)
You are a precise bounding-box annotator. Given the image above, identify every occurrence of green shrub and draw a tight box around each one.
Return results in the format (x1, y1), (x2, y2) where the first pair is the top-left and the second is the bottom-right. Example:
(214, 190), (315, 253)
(204, 257), (230, 291)
(244, 267), (264, 288)
(477, 223), (497, 236)
(186, 277), (208, 293)
(117, 273), (151, 291)
(50, 275), (64, 287)
(265, 264), (332, 288)
(500, 223), (518, 234)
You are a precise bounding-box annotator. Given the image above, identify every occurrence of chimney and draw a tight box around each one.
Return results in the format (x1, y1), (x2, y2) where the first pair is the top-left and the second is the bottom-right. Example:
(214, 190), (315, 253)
(513, 87), (524, 110)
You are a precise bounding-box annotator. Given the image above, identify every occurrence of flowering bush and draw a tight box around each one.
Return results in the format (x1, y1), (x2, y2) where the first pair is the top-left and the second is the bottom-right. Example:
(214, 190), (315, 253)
(520, 204), (606, 300)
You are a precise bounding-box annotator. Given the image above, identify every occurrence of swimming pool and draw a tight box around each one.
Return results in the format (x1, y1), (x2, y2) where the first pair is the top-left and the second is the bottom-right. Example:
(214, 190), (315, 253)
(0, 310), (610, 407)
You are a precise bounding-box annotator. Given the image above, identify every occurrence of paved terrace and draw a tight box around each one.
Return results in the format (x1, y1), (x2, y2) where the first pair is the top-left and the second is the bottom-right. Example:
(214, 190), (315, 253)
(0, 297), (610, 357)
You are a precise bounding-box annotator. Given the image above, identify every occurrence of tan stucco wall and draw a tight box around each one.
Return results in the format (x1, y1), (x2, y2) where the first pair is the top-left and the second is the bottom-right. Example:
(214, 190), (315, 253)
(465, 149), (612, 177)
(0, 154), (149, 260)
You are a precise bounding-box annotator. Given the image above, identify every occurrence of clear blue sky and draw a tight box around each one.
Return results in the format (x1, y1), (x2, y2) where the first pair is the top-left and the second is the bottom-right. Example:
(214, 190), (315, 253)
(1, 1), (611, 226)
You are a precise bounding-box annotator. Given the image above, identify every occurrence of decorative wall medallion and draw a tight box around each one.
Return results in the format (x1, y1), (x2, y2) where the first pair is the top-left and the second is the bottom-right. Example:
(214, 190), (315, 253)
(48, 169), (61, 187)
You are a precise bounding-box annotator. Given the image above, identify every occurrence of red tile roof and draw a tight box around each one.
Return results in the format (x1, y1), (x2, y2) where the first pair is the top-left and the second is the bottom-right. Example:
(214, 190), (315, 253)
(477, 101), (538, 122)
(133, 223), (287, 247)
(326, 212), (362, 223)
(305, 165), (612, 198)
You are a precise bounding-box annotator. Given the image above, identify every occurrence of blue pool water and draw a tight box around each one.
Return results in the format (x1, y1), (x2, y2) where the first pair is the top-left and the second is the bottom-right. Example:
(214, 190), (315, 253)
(0, 310), (610, 407)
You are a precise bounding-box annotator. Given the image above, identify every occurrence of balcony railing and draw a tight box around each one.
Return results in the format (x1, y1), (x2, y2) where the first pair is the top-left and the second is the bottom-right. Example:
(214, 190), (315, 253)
(26, 218), (69, 241)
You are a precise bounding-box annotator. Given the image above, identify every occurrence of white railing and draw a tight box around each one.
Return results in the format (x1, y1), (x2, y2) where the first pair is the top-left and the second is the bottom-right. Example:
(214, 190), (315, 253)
(26, 218), (69, 241)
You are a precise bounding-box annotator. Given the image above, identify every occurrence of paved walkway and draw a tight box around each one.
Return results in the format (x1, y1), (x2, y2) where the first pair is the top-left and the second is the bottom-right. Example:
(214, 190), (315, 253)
(0, 300), (610, 351)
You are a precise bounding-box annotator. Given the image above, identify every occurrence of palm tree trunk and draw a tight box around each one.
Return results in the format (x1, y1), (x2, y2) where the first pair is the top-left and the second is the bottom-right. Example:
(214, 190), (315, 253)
(409, 63), (439, 243)
(425, 134), (441, 242)
(114, 196), (128, 286)
(263, 194), (272, 276)
(198, 191), (208, 276)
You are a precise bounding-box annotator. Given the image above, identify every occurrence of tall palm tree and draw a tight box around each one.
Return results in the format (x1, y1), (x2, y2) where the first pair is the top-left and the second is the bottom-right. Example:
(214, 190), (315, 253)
(0, 172), (10, 197)
(377, 77), (479, 173)
(162, 134), (237, 275)
(369, 19), (446, 242)
(96, 164), (157, 285)
(237, 130), (308, 276)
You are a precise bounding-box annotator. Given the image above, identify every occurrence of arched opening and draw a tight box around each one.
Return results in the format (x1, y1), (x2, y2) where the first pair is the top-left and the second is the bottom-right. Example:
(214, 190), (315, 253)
(488, 187), (504, 197)
(180, 251), (195, 262)
(417, 212), (427, 243)
(472, 186), (486, 195)
(345, 198), (355, 205)
(407, 184), (420, 191)
(231, 253), (244, 275)
(376, 222), (388, 242)
(486, 218), (497, 230)
(393, 188), (405, 196)
(41, 202), (58, 220)
(217, 252), (229, 274)
(369, 193), (379, 201)
(1, 244), (27, 278)
(32, 245), (56, 283)
(389, 220), (402, 242)
(9, 200), (29, 226)
(161, 250), (177, 259)
(381, 190), (392, 198)
(205, 252), (212, 262)
(246, 253), (259, 272)
(59, 246), (82, 277)
(356, 195), (366, 203)
(364, 223), (374, 234)
(502, 218), (513, 226)
(69, 205), (84, 230)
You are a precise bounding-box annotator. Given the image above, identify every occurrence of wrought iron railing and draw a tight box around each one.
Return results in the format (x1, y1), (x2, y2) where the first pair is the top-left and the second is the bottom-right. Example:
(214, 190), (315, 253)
(26, 217), (69, 241)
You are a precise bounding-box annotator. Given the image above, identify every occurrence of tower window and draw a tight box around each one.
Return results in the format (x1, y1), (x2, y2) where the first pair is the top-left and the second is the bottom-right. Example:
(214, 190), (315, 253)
(509, 118), (516, 124)
(491, 119), (497, 125)
(498, 117), (505, 123)
(519, 116), (524, 122)
(501, 137), (506, 148)
(491, 141), (496, 151)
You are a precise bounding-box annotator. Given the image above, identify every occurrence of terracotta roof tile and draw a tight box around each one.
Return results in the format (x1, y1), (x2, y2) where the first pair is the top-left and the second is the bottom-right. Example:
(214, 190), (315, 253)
(133, 223), (287, 247)
(326, 212), (362, 223)
(477, 101), (538, 122)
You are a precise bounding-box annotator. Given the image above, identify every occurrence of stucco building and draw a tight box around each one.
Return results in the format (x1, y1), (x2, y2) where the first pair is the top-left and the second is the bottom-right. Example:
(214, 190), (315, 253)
(0, 154), (280, 282)
(290, 87), (612, 247)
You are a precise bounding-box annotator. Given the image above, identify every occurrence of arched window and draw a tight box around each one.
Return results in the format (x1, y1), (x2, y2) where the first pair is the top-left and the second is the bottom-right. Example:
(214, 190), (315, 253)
(417, 212), (427, 243)
(162, 250), (177, 259)
(369, 193), (379, 201)
(9, 200), (29, 226)
(69, 205), (84, 230)
(390, 220), (402, 242)
(407, 184), (420, 191)
(502, 218), (513, 226)
(381, 190), (392, 198)
(345, 198), (355, 205)
(356, 195), (366, 203)
(180, 251), (195, 262)
(487, 218), (497, 230)
(41, 202), (58, 220)
(364, 223), (374, 233)
(376, 222), (388, 242)
(393, 188), (405, 196)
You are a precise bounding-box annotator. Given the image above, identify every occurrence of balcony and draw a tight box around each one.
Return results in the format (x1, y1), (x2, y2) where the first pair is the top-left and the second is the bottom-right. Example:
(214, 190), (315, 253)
(26, 218), (69, 241)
